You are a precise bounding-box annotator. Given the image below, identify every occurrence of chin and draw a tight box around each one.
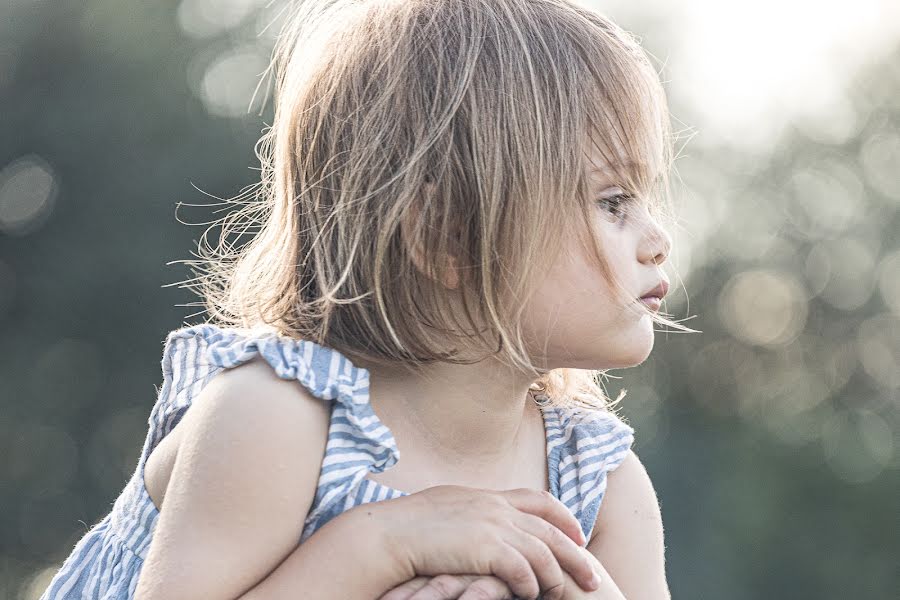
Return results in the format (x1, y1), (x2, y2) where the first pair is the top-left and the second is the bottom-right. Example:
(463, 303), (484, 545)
(546, 327), (656, 370)
(574, 347), (652, 370)
(606, 336), (655, 369)
(601, 354), (650, 370)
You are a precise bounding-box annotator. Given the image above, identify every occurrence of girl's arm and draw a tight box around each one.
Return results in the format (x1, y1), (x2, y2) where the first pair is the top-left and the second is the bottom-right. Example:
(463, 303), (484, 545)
(134, 360), (411, 600)
(586, 450), (671, 599)
(238, 504), (411, 600)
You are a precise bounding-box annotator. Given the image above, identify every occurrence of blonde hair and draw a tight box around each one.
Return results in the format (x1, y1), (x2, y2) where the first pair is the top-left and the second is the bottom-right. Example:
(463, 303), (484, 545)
(176, 0), (695, 411)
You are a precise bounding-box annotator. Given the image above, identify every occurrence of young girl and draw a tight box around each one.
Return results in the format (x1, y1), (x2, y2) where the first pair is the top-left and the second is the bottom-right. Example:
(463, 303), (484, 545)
(41, 0), (690, 598)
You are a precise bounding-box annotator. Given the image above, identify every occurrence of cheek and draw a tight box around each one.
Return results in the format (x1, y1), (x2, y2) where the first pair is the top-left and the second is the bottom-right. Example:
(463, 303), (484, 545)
(521, 253), (621, 357)
(554, 236), (619, 306)
(524, 293), (655, 369)
(519, 232), (652, 368)
(522, 296), (648, 369)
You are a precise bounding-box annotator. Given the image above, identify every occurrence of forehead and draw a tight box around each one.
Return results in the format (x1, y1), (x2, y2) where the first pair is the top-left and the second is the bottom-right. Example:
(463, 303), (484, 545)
(587, 160), (637, 186)
(582, 103), (666, 188)
(585, 134), (628, 176)
(585, 136), (659, 190)
(590, 162), (630, 177)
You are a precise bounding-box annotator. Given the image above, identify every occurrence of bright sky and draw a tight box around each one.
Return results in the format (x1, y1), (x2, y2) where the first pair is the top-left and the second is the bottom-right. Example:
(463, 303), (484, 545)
(599, 0), (900, 150)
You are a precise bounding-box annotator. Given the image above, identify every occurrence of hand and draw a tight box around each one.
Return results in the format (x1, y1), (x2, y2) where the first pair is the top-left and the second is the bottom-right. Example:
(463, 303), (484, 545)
(378, 556), (616, 600)
(556, 550), (626, 600)
(378, 574), (515, 600)
(371, 485), (602, 600)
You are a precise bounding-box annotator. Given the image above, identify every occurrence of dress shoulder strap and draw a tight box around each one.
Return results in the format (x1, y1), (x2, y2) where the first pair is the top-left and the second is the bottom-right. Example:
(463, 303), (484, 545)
(136, 323), (400, 544)
(139, 323), (384, 474)
(543, 404), (635, 540)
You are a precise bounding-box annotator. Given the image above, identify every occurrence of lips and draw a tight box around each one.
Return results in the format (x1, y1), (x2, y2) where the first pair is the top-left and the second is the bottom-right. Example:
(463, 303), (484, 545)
(639, 280), (669, 312)
(639, 296), (662, 311)
(640, 280), (669, 301)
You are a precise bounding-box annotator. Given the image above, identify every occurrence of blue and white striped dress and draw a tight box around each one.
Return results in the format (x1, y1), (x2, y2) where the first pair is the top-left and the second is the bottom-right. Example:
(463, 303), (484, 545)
(40, 323), (635, 599)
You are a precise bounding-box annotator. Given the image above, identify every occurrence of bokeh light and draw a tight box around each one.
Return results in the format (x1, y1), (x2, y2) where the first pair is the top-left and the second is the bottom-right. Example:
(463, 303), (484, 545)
(189, 44), (270, 118)
(717, 270), (809, 347)
(0, 155), (58, 236)
(177, 0), (270, 39)
(786, 158), (867, 239)
(816, 238), (879, 312)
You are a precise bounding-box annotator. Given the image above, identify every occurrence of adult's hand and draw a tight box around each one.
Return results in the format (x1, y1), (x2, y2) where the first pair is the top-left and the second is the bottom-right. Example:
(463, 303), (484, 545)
(378, 548), (622, 600)
(378, 574), (515, 600)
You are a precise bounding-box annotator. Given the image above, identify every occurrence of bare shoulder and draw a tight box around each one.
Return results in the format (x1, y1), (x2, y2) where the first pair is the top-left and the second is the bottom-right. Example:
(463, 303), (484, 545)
(587, 450), (670, 599)
(214, 354), (330, 407)
(144, 355), (331, 511)
(195, 354), (332, 435)
(136, 356), (334, 600)
(179, 354), (334, 474)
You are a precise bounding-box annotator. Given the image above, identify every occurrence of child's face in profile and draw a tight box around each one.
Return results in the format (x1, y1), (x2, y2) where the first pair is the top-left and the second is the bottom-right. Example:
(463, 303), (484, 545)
(523, 146), (672, 372)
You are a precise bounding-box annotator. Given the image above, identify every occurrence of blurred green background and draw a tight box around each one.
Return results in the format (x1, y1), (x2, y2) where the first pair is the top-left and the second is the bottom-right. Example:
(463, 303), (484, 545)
(1, 1), (898, 598)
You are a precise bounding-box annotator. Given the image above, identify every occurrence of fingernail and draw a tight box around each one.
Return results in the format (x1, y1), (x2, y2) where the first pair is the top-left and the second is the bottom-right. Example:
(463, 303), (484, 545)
(589, 572), (602, 590)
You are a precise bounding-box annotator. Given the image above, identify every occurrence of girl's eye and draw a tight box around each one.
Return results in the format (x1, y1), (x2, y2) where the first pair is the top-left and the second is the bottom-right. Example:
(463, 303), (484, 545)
(597, 192), (636, 221)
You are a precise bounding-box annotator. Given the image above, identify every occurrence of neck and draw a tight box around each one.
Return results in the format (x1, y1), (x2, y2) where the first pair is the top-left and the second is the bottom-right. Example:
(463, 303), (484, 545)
(359, 354), (540, 468)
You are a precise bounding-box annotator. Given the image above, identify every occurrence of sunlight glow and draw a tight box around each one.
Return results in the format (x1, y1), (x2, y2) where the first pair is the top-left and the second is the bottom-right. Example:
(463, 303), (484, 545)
(600, 0), (900, 149)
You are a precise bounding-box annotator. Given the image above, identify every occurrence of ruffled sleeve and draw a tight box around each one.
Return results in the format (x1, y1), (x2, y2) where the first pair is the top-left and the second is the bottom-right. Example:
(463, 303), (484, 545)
(144, 323), (399, 540)
(148, 322), (384, 445)
(544, 405), (636, 540)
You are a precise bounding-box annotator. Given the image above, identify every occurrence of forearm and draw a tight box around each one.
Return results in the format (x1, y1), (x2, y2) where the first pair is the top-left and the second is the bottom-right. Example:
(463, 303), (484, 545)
(239, 505), (411, 600)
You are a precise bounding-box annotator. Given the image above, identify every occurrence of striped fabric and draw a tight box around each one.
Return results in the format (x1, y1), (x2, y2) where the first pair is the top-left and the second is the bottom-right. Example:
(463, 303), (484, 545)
(40, 324), (634, 599)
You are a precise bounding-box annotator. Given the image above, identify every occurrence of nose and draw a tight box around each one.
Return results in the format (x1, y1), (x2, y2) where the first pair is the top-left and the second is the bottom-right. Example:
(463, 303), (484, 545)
(638, 215), (672, 266)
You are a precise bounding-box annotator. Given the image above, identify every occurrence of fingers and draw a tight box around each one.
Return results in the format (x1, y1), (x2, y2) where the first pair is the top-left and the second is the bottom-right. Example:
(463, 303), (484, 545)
(457, 577), (516, 600)
(379, 576), (433, 600)
(499, 488), (587, 547)
(496, 527), (567, 600)
(513, 512), (601, 593)
(487, 542), (543, 599)
(406, 574), (481, 600)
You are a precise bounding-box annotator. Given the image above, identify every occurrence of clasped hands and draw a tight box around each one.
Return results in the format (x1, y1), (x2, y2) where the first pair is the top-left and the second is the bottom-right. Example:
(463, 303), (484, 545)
(370, 486), (617, 600)
(378, 549), (607, 600)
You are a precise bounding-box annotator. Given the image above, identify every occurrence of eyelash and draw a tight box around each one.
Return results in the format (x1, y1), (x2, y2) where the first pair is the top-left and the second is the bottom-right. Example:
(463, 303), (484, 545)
(597, 192), (636, 220)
